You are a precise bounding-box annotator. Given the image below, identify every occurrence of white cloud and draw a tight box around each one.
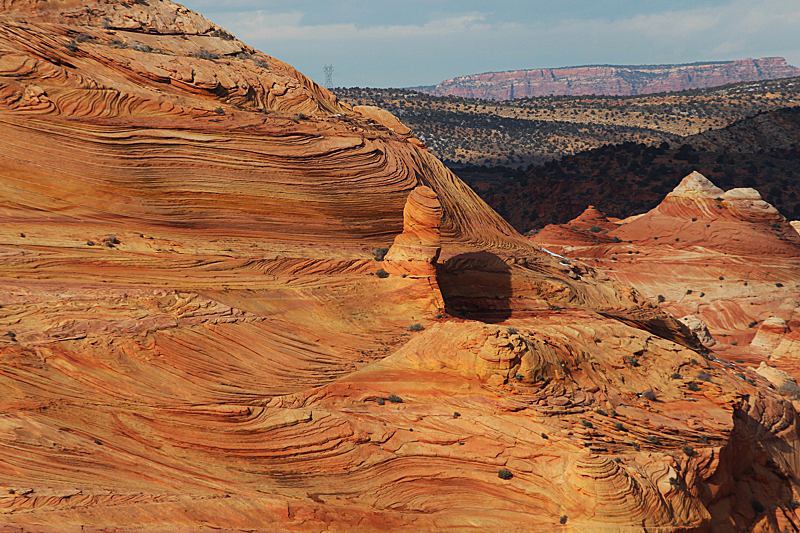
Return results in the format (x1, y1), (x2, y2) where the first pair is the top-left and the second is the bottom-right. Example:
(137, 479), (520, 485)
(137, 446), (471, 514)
(214, 10), (508, 42)
(192, 0), (800, 86)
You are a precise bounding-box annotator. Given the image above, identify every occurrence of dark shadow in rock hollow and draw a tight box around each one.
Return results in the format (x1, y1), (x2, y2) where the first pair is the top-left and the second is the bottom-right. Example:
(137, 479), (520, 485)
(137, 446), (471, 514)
(437, 251), (512, 324)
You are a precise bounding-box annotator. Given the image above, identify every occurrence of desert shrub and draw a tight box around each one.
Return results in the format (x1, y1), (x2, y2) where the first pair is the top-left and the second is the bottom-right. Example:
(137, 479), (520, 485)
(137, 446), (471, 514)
(131, 43), (152, 53)
(696, 372), (712, 382)
(646, 435), (661, 445)
(65, 40), (78, 52)
(632, 442), (640, 451)
(453, 412), (460, 419)
(778, 381), (800, 398)
(191, 48), (219, 60)
(211, 28), (235, 40)
(376, 398), (385, 405)
(559, 516), (567, 524)
(699, 435), (709, 444)
(506, 327), (518, 334)
(682, 445), (695, 456)
(657, 295), (666, 303)
(596, 409), (607, 416)
(671, 373), (682, 379)
(615, 422), (624, 431)
(388, 394), (403, 403)
(498, 468), (513, 480)
(581, 420), (593, 428)
(407, 323), (424, 332)
(376, 268), (389, 278)
(624, 356), (640, 367)
(642, 390), (657, 401)
(589, 226), (602, 232)
(687, 381), (700, 391)
(372, 247), (389, 261)
(669, 477), (679, 487)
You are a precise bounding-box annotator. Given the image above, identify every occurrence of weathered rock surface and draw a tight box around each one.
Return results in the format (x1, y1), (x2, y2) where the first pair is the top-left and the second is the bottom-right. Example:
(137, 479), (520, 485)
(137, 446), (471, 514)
(678, 315), (716, 347)
(751, 317), (791, 353)
(533, 170), (800, 381)
(418, 57), (800, 99)
(2, 3), (800, 533)
(383, 185), (442, 277)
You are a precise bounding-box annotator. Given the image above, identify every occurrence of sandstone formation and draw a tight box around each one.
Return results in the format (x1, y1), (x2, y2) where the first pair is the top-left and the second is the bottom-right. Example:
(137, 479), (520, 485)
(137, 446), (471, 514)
(611, 171), (800, 256)
(751, 317), (791, 353)
(678, 315), (716, 347)
(533, 170), (800, 387)
(2, 3), (800, 533)
(382, 185), (442, 277)
(418, 57), (800, 99)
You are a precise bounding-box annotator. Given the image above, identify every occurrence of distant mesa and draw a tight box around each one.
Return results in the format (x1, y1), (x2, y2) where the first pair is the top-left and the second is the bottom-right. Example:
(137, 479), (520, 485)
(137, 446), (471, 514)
(415, 57), (800, 99)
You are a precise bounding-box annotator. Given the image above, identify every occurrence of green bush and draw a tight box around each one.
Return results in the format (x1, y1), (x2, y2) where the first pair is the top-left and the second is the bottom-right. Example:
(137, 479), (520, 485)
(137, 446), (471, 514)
(498, 468), (513, 480)
(372, 247), (389, 261)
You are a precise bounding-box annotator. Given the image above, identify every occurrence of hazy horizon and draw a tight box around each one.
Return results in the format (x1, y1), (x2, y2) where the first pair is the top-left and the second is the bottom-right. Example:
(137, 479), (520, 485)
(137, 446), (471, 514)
(179, 0), (800, 88)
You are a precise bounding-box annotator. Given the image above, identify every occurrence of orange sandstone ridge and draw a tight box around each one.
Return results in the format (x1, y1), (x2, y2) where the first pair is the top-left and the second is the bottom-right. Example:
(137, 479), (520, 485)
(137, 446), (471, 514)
(2, 3), (800, 533)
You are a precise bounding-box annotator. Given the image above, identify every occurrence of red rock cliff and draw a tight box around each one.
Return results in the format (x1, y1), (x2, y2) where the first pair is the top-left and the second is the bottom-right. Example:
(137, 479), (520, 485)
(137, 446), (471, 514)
(419, 58), (800, 99)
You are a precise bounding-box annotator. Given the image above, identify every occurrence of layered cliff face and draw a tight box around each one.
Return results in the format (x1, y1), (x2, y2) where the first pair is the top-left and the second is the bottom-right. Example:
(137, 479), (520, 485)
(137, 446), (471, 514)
(418, 57), (800, 99)
(2, 3), (800, 532)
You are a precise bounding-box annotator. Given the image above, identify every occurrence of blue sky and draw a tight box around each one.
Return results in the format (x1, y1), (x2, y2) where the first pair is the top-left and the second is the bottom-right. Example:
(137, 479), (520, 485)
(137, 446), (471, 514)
(179, 0), (800, 88)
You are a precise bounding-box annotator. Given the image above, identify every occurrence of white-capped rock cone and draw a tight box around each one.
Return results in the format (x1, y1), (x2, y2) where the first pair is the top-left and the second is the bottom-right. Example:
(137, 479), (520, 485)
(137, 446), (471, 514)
(383, 185), (442, 277)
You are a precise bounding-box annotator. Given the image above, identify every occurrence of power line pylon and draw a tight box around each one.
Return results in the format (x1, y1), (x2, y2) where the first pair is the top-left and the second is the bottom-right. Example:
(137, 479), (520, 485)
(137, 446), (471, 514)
(323, 65), (333, 89)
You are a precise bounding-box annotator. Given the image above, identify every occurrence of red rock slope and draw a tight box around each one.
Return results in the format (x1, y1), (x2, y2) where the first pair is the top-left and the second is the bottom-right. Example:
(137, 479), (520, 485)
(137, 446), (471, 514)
(2, 3), (800, 532)
(534, 171), (800, 389)
(418, 57), (800, 99)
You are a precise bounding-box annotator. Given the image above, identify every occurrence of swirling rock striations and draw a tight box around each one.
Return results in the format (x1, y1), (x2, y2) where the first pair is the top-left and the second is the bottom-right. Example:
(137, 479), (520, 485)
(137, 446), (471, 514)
(2, 2), (800, 533)
(383, 185), (442, 277)
(417, 57), (800, 99)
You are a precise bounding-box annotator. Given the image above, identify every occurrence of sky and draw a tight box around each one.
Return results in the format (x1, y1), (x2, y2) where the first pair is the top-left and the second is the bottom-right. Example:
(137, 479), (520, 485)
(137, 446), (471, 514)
(179, 0), (800, 88)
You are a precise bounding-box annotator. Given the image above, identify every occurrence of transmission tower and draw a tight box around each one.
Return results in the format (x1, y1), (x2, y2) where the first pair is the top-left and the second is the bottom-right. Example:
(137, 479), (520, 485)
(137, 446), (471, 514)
(323, 65), (334, 89)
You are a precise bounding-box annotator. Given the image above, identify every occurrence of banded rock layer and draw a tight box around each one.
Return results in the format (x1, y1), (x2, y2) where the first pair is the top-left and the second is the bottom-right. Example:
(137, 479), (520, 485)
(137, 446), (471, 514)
(1, 2), (800, 533)
(418, 57), (800, 99)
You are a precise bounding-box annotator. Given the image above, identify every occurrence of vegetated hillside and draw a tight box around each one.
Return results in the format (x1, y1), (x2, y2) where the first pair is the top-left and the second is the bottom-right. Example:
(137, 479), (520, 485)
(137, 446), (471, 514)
(414, 57), (800, 99)
(334, 77), (800, 166)
(457, 106), (800, 233)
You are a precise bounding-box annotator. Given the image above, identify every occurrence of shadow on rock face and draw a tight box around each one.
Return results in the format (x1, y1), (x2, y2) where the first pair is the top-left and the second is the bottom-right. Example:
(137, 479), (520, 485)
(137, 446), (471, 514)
(436, 251), (512, 324)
